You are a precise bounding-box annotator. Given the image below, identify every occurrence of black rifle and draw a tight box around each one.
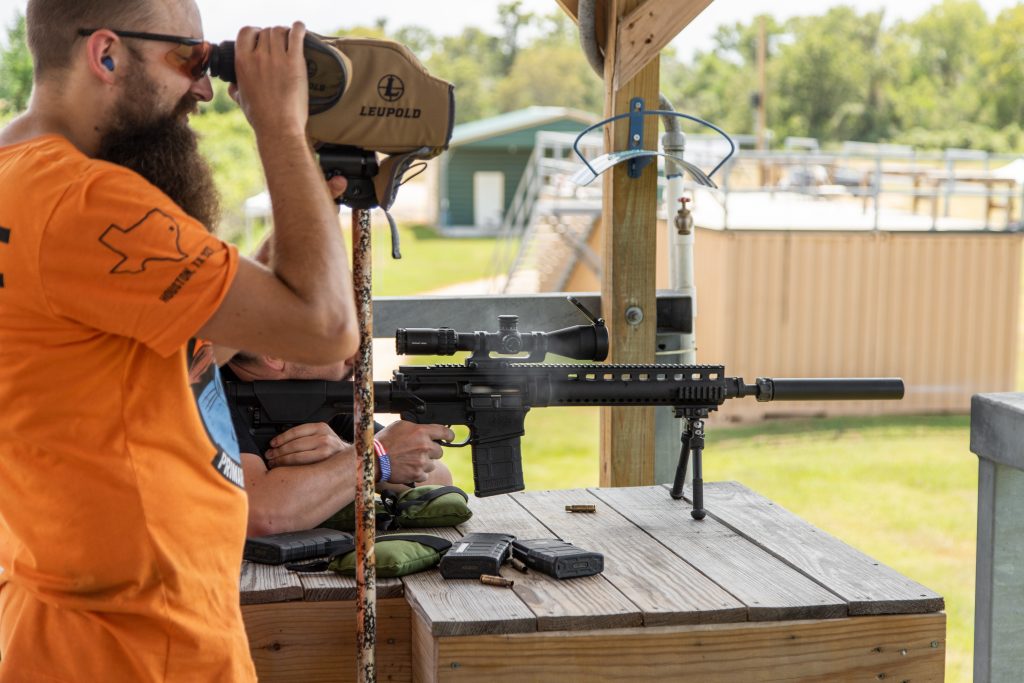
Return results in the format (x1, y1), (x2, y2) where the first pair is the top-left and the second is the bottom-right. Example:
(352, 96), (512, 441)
(224, 298), (904, 518)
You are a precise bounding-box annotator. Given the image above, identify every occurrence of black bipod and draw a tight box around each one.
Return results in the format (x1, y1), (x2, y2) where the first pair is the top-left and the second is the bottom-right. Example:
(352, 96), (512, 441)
(669, 411), (707, 520)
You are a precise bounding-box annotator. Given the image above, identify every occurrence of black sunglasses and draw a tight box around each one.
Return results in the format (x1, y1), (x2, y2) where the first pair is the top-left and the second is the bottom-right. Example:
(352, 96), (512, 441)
(77, 28), (212, 80)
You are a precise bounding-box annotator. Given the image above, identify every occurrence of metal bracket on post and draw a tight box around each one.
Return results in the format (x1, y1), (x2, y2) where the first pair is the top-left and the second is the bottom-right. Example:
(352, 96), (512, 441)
(627, 97), (653, 178)
(569, 107), (733, 188)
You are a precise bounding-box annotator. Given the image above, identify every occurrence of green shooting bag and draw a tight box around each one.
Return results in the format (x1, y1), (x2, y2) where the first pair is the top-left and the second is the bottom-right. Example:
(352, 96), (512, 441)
(330, 534), (452, 578)
(318, 485), (472, 532)
(381, 485), (472, 528)
(318, 498), (389, 532)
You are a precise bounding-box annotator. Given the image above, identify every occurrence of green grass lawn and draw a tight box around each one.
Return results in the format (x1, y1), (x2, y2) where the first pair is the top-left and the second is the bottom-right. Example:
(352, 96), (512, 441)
(367, 224), (505, 296)
(235, 222), (504, 296)
(445, 412), (975, 682)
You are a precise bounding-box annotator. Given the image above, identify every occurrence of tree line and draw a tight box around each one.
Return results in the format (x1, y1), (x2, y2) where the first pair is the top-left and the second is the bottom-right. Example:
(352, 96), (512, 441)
(1, 0), (1021, 236)
(364, 0), (1024, 153)
(674, 0), (1024, 152)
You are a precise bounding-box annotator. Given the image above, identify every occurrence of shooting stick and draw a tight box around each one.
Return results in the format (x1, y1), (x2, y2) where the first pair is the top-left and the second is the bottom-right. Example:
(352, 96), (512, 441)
(352, 208), (377, 682)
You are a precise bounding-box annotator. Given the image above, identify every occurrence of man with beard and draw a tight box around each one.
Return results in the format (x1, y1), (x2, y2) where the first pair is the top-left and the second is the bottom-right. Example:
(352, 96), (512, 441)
(223, 351), (454, 536)
(0, 1), (357, 681)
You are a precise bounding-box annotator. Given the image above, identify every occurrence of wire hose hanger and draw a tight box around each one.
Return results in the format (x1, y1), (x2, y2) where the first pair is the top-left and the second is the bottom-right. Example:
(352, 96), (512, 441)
(570, 100), (736, 188)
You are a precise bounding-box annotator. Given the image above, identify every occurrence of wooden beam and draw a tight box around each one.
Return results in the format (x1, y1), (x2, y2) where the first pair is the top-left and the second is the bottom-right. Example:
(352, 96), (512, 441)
(555, 0), (580, 21)
(243, 599), (412, 683)
(600, 0), (660, 488)
(425, 613), (946, 681)
(615, 0), (715, 90)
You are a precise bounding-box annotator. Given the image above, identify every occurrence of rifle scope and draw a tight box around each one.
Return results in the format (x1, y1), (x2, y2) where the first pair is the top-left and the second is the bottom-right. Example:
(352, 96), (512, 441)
(396, 315), (609, 362)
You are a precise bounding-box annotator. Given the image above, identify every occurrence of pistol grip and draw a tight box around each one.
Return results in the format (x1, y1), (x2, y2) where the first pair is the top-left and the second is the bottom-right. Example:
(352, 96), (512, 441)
(471, 436), (525, 497)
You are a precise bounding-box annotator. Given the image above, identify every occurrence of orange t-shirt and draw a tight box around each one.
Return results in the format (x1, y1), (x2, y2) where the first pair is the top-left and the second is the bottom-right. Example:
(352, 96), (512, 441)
(0, 136), (254, 681)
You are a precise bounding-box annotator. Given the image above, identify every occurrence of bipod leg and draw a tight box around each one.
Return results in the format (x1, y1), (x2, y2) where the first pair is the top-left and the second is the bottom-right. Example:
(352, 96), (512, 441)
(669, 424), (693, 500)
(689, 418), (706, 520)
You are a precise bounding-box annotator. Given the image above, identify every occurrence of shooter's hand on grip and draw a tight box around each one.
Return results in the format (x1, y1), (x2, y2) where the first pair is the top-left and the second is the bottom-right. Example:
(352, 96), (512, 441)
(376, 421), (453, 484)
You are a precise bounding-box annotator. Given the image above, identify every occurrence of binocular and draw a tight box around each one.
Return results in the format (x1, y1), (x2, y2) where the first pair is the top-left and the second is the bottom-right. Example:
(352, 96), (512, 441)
(208, 32), (455, 213)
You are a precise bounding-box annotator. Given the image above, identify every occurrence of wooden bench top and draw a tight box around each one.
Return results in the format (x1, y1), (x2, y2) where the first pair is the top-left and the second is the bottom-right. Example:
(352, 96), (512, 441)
(239, 482), (943, 638)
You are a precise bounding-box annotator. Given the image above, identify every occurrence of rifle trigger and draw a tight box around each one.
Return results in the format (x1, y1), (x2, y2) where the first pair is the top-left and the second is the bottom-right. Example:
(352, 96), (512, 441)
(442, 427), (472, 448)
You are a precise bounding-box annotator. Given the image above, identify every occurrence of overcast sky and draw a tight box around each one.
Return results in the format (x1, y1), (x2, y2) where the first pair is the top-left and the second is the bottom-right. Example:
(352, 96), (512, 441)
(0, 1), (1021, 56)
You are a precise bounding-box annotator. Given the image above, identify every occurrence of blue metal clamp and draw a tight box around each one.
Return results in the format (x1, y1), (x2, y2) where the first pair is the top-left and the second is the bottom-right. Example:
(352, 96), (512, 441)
(571, 102), (737, 186)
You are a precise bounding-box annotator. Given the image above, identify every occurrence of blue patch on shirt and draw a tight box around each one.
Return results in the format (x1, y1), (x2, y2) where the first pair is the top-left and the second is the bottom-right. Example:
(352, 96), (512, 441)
(198, 365), (240, 465)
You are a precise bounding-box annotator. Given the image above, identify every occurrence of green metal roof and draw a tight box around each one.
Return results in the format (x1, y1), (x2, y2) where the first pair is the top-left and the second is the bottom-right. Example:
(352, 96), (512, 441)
(451, 106), (598, 147)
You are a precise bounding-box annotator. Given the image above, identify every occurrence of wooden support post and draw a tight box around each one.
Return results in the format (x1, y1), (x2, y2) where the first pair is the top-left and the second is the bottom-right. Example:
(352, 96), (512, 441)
(614, 0), (714, 89)
(559, 0), (719, 485)
(599, 0), (660, 488)
(352, 208), (377, 682)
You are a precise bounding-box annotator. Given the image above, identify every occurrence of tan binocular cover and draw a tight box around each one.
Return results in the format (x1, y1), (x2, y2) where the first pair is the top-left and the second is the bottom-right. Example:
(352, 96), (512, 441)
(306, 35), (455, 157)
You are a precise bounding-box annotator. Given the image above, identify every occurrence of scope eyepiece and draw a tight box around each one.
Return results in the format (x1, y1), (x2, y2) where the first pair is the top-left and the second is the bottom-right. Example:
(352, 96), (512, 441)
(396, 327), (458, 356)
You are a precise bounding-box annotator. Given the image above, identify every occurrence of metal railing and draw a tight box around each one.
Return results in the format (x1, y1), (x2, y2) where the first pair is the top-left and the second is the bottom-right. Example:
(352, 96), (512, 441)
(683, 136), (1024, 231)
(491, 132), (604, 291)
(489, 132), (1024, 290)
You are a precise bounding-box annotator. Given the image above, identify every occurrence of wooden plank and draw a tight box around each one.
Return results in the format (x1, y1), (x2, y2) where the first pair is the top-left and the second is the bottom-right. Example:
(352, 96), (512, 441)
(243, 598), (411, 683)
(600, 0), (661, 488)
(591, 486), (848, 621)
(299, 571), (404, 602)
(429, 613), (946, 682)
(512, 489), (745, 626)
(402, 570), (535, 638)
(615, 0), (715, 89)
(462, 494), (642, 632)
(240, 561), (304, 605)
(411, 608), (439, 683)
(686, 481), (945, 615)
(401, 524), (536, 638)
